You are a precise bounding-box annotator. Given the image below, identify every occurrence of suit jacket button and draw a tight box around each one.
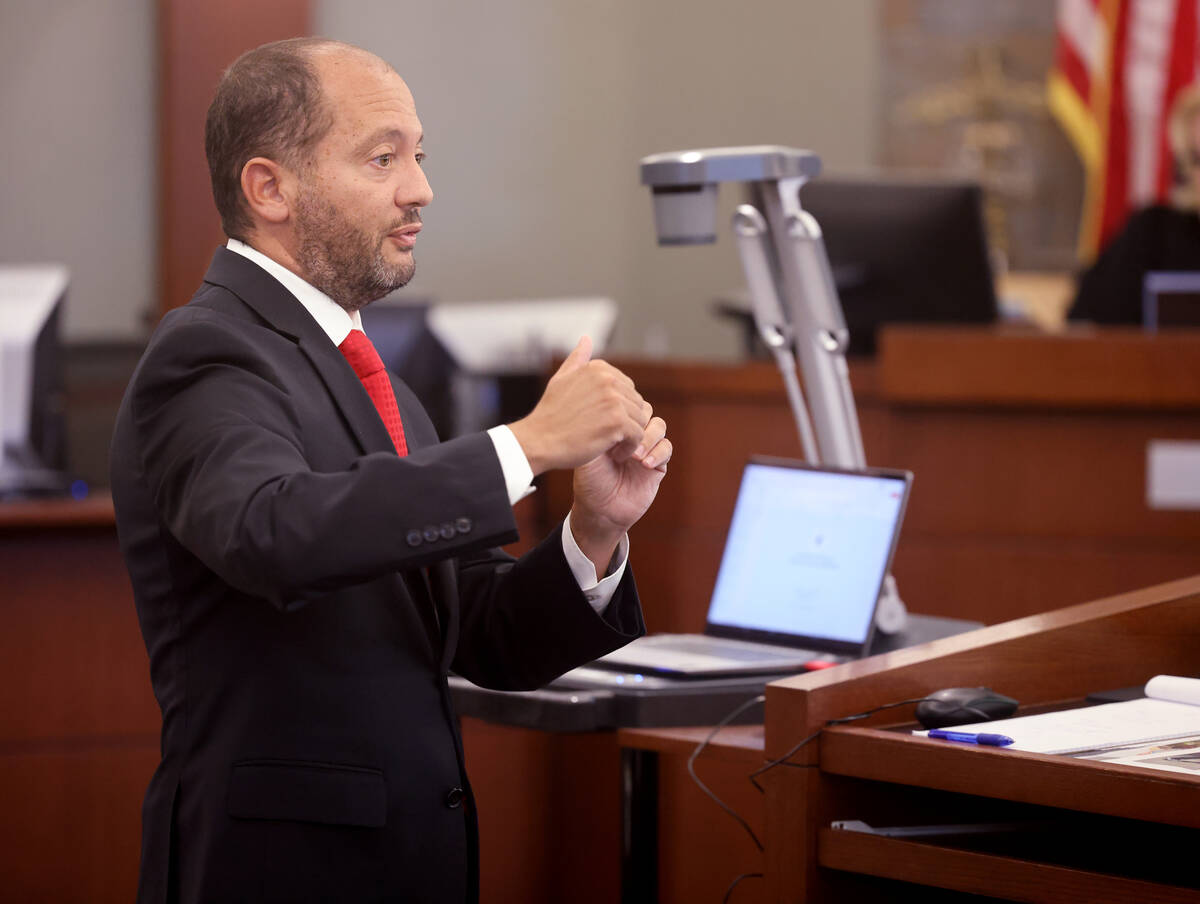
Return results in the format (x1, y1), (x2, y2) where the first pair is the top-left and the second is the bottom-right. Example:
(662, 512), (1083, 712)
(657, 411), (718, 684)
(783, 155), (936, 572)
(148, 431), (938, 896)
(406, 530), (423, 547)
(423, 526), (439, 542)
(439, 522), (456, 540)
(455, 517), (473, 535)
(444, 786), (465, 809)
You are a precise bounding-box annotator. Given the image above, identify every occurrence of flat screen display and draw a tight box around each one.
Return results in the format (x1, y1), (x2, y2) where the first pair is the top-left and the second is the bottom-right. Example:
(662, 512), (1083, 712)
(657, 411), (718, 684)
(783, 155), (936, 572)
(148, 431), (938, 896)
(706, 459), (910, 647)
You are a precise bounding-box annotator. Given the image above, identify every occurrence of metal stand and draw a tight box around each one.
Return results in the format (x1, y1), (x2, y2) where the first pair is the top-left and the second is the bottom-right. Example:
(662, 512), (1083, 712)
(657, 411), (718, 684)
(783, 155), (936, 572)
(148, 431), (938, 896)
(641, 146), (908, 633)
(448, 614), (982, 902)
(620, 748), (658, 904)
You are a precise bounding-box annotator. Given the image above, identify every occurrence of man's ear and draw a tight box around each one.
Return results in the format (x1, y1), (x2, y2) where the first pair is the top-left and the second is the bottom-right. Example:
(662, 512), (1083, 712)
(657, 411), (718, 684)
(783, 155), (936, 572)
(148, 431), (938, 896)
(240, 157), (293, 226)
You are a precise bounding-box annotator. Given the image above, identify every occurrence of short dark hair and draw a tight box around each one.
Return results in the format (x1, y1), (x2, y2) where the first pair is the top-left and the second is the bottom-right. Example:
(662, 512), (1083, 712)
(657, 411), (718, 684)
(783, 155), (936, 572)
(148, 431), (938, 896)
(204, 37), (339, 240)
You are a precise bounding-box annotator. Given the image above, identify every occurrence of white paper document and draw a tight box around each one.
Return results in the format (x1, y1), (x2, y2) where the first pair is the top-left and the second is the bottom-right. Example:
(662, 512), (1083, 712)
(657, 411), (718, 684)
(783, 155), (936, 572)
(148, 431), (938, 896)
(1073, 734), (1200, 775)
(913, 675), (1200, 758)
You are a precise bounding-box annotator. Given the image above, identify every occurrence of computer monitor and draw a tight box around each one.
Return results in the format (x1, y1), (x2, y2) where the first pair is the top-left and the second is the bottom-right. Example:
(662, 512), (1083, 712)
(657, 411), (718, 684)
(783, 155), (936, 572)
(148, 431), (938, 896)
(797, 176), (997, 355)
(1143, 271), (1200, 330)
(0, 265), (71, 497)
(424, 297), (618, 435)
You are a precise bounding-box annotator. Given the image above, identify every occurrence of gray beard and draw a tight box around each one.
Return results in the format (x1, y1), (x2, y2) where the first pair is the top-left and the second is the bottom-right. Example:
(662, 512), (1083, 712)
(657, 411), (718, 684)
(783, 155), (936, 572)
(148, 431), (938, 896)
(294, 193), (416, 312)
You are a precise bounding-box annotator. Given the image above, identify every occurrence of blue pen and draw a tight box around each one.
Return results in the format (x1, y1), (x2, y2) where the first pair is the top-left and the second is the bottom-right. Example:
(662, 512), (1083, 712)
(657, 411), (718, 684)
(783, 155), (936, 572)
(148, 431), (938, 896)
(927, 730), (1014, 747)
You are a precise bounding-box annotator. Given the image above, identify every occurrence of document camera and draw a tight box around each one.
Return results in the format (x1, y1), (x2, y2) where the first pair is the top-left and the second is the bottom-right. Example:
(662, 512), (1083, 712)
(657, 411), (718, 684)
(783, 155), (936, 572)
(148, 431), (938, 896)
(639, 146), (907, 633)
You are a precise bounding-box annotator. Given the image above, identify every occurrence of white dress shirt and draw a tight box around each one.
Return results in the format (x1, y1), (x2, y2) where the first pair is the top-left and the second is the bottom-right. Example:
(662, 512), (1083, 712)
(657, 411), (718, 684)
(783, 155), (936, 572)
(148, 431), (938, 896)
(225, 239), (627, 611)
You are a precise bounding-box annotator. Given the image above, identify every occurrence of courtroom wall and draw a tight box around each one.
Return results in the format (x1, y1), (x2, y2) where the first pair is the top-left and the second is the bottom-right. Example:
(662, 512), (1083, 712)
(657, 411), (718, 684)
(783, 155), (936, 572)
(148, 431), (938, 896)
(0, 0), (880, 354)
(0, 0), (156, 341)
(316, 0), (882, 360)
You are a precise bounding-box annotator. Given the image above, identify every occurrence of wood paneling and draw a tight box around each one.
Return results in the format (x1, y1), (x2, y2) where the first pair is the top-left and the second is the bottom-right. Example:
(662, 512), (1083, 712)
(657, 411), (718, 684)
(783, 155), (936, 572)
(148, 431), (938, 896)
(763, 576), (1200, 902)
(549, 329), (1200, 628)
(157, 0), (310, 317)
(0, 504), (154, 904)
(461, 720), (623, 904)
(878, 325), (1200, 408)
(0, 746), (161, 903)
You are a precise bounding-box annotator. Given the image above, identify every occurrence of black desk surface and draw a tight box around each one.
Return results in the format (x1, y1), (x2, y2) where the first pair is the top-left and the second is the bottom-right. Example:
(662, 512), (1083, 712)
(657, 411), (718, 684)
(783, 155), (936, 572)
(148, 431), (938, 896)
(449, 614), (982, 731)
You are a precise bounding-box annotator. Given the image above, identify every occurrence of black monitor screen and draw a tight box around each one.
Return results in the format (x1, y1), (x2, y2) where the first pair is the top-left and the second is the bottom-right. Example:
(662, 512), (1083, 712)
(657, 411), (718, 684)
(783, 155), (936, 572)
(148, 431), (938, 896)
(360, 300), (456, 439)
(797, 177), (997, 355)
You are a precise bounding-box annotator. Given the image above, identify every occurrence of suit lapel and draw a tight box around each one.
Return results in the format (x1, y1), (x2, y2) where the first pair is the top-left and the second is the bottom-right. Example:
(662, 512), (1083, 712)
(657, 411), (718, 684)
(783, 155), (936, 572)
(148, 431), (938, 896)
(200, 247), (395, 457)
(299, 336), (397, 456)
(202, 248), (454, 659)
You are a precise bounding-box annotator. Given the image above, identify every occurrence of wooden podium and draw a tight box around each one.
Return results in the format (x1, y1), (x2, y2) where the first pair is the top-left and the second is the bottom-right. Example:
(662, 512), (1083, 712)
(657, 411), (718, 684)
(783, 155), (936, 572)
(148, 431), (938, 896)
(761, 574), (1200, 903)
(510, 326), (1200, 903)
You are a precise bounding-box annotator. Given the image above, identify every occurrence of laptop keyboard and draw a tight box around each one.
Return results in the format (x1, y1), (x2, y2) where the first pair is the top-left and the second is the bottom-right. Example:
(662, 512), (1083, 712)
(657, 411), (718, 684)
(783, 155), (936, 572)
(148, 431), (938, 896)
(650, 636), (819, 662)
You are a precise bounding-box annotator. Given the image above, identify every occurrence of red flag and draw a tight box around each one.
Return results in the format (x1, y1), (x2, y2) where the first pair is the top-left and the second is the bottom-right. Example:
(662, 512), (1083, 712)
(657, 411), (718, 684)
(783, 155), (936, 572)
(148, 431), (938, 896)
(1049, 0), (1200, 261)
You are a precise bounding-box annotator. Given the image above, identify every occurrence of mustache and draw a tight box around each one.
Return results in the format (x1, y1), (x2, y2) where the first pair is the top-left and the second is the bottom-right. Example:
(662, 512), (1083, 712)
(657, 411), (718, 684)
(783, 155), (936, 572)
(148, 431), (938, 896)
(387, 211), (423, 231)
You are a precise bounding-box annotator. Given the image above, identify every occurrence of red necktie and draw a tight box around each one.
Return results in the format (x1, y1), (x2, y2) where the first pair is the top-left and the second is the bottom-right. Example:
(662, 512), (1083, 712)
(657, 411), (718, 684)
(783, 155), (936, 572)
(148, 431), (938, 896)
(338, 329), (409, 456)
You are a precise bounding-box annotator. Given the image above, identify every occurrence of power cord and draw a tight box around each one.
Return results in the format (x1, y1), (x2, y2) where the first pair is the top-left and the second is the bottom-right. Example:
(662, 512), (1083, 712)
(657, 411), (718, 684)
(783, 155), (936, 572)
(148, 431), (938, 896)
(685, 694), (767, 851)
(721, 871), (763, 903)
(687, 692), (1004, 899)
(687, 694), (968, 841)
(747, 695), (936, 791)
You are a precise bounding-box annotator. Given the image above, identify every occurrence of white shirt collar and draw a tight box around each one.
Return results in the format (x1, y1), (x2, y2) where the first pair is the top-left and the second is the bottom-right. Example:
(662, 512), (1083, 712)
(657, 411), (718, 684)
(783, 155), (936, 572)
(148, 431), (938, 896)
(226, 238), (362, 344)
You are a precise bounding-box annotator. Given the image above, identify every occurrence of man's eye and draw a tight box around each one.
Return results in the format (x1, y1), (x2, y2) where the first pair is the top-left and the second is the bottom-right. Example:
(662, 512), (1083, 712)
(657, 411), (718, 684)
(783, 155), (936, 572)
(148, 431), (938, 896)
(374, 153), (394, 167)
(415, 152), (427, 166)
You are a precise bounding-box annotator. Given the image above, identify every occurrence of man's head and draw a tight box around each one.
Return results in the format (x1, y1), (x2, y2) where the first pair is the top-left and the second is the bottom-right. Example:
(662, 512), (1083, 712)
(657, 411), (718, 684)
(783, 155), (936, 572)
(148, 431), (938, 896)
(1168, 83), (1200, 209)
(205, 38), (432, 310)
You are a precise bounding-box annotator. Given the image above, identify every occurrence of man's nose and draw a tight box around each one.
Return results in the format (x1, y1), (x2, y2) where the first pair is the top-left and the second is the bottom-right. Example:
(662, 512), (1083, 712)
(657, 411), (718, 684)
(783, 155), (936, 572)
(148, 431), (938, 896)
(399, 165), (433, 208)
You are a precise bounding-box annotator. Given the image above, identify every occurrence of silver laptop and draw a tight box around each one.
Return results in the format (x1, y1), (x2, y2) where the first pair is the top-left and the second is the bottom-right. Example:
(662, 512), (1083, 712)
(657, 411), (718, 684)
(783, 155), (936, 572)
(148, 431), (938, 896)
(590, 457), (912, 679)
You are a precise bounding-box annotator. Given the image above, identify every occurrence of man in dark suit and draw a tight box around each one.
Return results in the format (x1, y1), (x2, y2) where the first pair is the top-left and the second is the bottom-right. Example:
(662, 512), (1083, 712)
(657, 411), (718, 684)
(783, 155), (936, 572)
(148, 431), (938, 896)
(111, 37), (671, 904)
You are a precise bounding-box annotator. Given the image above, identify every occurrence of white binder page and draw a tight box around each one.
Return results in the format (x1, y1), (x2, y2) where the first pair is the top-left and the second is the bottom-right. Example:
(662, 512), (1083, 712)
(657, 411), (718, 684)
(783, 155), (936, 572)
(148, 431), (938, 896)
(913, 676), (1200, 755)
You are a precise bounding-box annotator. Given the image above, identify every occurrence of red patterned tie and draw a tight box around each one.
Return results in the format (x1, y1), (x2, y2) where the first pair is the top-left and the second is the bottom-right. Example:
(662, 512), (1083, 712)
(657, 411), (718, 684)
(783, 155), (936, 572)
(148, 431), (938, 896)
(338, 329), (409, 456)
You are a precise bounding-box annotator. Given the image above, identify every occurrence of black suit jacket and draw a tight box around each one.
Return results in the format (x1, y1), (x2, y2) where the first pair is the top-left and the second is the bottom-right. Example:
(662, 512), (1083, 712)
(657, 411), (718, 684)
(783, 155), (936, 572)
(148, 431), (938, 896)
(1069, 204), (1200, 324)
(111, 248), (644, 904)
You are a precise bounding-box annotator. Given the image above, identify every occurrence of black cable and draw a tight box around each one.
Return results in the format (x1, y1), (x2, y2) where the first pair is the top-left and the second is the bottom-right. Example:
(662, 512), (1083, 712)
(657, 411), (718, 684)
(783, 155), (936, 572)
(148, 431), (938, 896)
(721, 870), (763, 903)
(685, 694), (766, 851)
(748, 696), (939, 792)
(687, 692), (1005, 865)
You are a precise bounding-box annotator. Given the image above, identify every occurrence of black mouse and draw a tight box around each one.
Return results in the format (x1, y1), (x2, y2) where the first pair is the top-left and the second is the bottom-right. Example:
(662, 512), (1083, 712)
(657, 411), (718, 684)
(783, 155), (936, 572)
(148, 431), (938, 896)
(914, 687), (1018, 729)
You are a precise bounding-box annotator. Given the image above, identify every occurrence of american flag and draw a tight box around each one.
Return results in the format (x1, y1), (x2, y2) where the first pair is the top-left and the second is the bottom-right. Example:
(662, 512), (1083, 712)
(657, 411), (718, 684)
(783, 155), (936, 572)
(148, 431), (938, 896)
(1049, 0), (1200, 260)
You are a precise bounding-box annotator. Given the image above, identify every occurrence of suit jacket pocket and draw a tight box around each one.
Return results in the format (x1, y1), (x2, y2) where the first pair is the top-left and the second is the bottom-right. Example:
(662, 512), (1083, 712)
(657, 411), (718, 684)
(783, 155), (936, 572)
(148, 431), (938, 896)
(227, 759), (386, 827)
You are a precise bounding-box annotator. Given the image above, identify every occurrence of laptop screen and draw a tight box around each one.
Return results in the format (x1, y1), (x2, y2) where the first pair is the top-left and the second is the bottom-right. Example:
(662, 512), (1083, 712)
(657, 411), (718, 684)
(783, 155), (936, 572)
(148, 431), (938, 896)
(705, 458), (911, 653)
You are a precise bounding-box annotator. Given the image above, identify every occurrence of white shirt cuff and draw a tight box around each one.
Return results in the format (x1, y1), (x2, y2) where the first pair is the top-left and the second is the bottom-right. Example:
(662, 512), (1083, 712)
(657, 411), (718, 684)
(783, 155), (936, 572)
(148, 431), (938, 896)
(561, 511), (629, 614)
(486, 425), (536, 506)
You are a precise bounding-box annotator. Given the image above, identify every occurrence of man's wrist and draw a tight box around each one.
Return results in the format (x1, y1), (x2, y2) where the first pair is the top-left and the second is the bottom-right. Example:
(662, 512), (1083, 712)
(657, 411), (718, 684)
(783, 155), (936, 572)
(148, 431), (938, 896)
(486, 425), (535, 505)
(568, 505), (624, 576)
(506, 417), (549, 476)
(561, 514), (629, 613)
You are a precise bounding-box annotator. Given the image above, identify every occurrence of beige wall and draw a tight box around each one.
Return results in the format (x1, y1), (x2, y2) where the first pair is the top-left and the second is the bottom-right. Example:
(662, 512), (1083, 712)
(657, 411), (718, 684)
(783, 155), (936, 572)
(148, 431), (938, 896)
(0, 1), (879, 354)
(0, 0), (156, 341)
(317, 0), (881, 359)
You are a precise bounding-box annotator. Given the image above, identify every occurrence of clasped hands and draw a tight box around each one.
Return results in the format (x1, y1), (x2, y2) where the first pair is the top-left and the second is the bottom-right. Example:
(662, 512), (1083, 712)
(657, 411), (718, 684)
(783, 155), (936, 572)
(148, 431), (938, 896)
(508, 336), (672, 575)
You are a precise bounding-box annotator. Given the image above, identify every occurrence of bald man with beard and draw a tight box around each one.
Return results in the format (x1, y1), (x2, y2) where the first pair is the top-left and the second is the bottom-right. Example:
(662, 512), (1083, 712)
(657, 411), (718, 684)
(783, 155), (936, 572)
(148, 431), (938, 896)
(111, 38), (672, 903)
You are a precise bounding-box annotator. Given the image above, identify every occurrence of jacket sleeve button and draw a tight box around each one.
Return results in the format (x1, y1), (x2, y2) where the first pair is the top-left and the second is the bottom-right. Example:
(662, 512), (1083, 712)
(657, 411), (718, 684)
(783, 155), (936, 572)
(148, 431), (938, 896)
(439, 522), (456, 540)
(455, 517), (473, 535)
(423, 526), (440, 543)
(406, 530), (423, 547)
(444, 786), (465, 809)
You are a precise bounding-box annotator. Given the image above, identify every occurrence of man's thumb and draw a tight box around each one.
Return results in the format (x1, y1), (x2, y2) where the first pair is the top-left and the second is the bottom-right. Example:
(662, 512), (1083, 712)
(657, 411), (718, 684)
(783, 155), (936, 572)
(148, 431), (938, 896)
(554, 335), (593, 376)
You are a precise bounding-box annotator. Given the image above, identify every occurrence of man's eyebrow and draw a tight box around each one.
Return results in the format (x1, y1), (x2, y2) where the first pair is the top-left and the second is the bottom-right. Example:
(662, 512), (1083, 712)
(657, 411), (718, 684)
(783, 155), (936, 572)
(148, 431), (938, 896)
(353, 128), (421, 156)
